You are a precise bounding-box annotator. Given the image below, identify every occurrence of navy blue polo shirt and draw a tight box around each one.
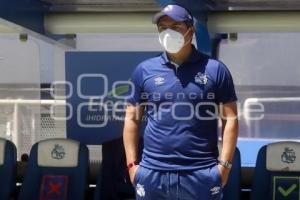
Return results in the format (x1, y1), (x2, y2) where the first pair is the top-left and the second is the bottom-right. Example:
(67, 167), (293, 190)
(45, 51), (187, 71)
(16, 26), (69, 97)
(127, 46), (237, 170)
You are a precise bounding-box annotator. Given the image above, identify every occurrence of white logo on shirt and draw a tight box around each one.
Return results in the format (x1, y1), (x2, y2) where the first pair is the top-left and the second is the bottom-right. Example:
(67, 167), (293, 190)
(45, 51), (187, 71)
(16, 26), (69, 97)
(195, 72), (208, 85)
(136, 183), (146, 197)
(154, 76), (165, 85)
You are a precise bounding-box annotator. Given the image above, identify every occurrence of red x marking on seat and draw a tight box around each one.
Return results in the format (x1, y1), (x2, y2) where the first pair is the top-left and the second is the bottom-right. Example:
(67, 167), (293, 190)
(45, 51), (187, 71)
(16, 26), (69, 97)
(48, 182), (62, 196)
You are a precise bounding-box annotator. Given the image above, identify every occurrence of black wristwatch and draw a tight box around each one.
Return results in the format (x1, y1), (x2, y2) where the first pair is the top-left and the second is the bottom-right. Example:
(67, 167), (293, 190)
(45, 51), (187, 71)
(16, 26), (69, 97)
(218, 159), (232, 169)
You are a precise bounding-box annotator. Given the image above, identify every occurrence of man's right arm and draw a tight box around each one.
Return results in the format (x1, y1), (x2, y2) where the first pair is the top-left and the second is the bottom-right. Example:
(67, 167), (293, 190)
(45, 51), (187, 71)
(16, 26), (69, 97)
(123, 104), (144, 183)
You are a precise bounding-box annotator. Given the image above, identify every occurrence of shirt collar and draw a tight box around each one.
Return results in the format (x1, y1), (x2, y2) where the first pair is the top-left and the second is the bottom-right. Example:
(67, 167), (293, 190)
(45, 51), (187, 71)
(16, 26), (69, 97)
(159, 45), (202, 65)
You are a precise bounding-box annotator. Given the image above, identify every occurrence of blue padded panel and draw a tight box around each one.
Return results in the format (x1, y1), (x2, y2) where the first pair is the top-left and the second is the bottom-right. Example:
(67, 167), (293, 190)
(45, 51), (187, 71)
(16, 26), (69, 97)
(222, 147), (241, 200)
(0, 138), (17, 200)
(251, 144), (300, 200)
(93, 138), (143, 200)
(18, 139), (89, 200)
(251, 146), (272, 200)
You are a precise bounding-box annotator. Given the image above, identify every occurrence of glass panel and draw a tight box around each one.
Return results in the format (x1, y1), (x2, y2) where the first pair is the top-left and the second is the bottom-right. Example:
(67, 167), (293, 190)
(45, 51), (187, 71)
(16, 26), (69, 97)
(0, 28), (68, 160)
(219, 33), (300, 140)
(218, 33), (300, 166)
(0, 33), (41, 160)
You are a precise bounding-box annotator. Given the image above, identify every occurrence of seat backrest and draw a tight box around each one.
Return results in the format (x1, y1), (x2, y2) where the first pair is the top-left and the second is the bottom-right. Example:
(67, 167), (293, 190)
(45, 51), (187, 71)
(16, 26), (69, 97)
(93, 137), (143, 200)
(18, 138), (89, 200)
(218, 142), (241, 200)
(0, 138), (17, 200)
(251, 141), (300, 200)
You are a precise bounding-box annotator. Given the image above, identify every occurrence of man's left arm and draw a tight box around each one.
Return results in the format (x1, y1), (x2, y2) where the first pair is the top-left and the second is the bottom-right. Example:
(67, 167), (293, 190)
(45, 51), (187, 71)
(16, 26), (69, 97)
(218, 101), (239, 187)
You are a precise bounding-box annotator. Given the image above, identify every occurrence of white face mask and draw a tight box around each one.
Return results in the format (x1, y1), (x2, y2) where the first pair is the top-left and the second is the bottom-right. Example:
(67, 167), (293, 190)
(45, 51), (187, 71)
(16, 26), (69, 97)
(158, 28), (191, 54)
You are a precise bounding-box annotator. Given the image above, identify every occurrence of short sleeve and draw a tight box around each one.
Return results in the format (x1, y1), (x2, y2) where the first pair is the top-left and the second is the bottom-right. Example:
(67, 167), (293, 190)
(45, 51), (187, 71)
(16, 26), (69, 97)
(215, 62), (237, 104)
(126, 65), (144, 105)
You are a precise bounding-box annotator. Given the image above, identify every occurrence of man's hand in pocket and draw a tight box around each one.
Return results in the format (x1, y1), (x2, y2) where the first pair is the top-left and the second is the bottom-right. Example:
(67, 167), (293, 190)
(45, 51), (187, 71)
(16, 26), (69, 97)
(218, 164), (230, 188)
(129, 165), (140, 184)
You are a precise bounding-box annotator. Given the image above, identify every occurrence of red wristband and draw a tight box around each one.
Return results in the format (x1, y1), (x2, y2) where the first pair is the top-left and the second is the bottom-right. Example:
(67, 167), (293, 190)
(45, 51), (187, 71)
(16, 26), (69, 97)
(127, 161), (139, 170)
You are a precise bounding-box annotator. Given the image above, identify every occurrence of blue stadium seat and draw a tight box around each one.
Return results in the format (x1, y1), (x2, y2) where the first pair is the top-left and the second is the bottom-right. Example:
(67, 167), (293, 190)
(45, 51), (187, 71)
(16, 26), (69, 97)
(18, 138), (89, 200)
(0, 138), (17, 200)
(218, 142), (241, 200)
(251, 141), (300, 200)
(93, 138), (138, 200)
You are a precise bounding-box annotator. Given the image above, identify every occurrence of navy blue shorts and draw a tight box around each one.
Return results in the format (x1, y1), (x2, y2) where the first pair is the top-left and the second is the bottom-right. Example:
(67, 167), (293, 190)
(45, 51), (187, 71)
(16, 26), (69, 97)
(133, 165), (223, 200)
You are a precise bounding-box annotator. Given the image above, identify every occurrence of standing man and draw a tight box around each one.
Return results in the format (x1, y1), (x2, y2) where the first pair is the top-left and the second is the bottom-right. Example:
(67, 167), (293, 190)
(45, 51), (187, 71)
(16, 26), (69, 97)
(123, 4), (238, 200)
